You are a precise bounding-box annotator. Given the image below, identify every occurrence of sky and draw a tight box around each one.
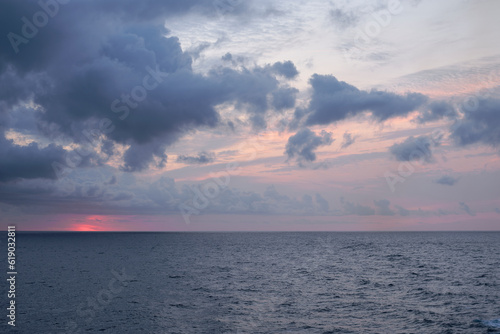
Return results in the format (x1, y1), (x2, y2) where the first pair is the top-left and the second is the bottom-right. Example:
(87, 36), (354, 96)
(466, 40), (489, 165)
(0, 0), (499, 231)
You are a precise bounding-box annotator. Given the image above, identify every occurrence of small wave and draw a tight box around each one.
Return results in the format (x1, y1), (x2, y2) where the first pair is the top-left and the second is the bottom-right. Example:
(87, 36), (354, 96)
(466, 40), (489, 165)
(481, 318), (500, 328)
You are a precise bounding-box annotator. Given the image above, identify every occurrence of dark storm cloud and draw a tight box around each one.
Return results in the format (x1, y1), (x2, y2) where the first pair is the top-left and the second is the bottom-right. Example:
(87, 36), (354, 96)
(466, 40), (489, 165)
(0, 105), (39, 135)
(0, 135), (66, 182)
(451, 98), (500, 148)
(389, 134), (441, 163)
(122, 141), (168, 172)
(271, 87), (298, 111)
(285, 128), (333, 164)
(416, 100), (457, 123)
(300, 74), (427, 126)
(0, 0), (297, 173)
(0, 104), (69, 183)
(0, 0), (219, 72)
(176, 151), (216, 165)
(0, 66), (41, 109)
(208, 65), (282, 128)
(434, 175), (459, 186)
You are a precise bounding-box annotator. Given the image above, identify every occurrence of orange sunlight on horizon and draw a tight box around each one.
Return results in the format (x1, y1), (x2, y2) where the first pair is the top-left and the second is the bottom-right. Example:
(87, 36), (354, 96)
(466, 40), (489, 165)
(68, 215), (115, 231)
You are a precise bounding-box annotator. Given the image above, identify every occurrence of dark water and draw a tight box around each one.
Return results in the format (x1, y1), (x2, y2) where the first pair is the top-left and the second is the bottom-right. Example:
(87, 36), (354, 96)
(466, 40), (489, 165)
(3, 232), (500, 333)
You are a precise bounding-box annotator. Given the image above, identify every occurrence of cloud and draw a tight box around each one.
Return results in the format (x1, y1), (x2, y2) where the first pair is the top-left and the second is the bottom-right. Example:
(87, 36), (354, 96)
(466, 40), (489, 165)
(105, 175), (117, 185)
(181, 184), (330, 216)
(416, 100), (458, 123)
(459, 202), (475, 216)
(395, 205), (410, 216)
(0, 175), (323, 217)
(495, 208), (500, 214)
(315, 193), (329, 212)
(451, 98), (500, 148)
(269, 60), (299, 79)
(148, 176), (181, 209)
(340, 197), (375, 216)
(0, 135), (67, 182)
(263, 185), (290, 202)
(0, 166), (126, 212)
(0, 66), (40, 109)
(0, 0), (300, 174)
(285, 128), (333, 164)
(300, 74), (427, 126)
(186, 41), (211, 60)
(435, 175), (459, 186)
(340, 131), (356, 149)
(121, 141), (167, 172)
(271, 87), (298, 111)
(329, 7), (359, 30)
(373, 199), (395, 216)
(389, 134), (441, 163)
(221, 52), (233, 62)
(176, 151), (216, 165)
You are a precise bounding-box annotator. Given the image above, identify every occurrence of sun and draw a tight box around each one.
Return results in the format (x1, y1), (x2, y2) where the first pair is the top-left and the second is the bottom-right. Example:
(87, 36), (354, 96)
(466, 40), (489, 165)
(72, 224), (102, 231)
(70, 215), (110, 231)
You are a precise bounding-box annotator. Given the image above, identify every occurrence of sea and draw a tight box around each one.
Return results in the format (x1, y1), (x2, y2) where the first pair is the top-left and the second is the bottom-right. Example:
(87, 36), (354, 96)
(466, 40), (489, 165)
(3, 232), (500, 333)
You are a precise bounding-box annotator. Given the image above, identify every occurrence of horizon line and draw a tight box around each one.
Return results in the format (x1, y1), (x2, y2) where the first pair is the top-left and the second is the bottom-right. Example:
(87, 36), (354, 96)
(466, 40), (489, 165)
(8, 230), (500, 233)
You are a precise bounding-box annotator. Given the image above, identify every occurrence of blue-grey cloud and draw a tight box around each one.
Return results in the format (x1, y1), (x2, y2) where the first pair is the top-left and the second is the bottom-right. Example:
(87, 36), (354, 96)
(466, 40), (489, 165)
(329, 7), (359, 30)
(300, 74), (427, 126)
(121, 141), (168, 172)
(285, 128), (333, 164)
(373, 199), (395, 216)
(395, 205), (410, 216)
(340, 131), (356, 149)
(263, 185), (290, 202)
(221, 52), (233, 62)
(389, 134), (441, 163)
(0, 135), (67, 182)
(340, 197), (375, 216)
(416, 100), (458, 123)
(269, 60), (299, 79)
(176, 151), (216, 165)
(435, 175), (459, 186)
(451, 98), (500, 148)
(0, 0), (299, 174)
(271, 87), (298, 111)
(315, 193), (329, 212)
(459, 202), (475, 216)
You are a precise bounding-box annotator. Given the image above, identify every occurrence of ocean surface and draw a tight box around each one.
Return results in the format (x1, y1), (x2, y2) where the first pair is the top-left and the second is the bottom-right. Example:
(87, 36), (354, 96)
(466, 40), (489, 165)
(3, 232), (500, 333)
